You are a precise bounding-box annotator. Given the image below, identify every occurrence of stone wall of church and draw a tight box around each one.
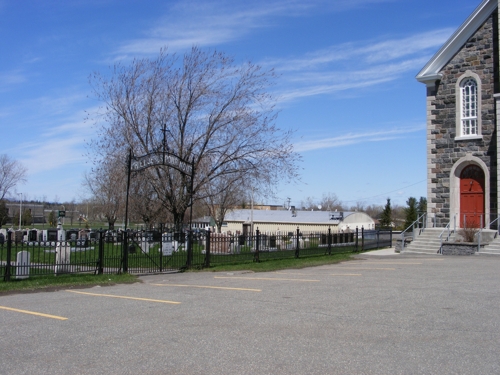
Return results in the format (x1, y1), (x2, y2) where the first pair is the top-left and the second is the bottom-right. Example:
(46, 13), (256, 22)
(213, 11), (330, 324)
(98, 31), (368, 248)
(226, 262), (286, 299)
(427, 12), (498, 227)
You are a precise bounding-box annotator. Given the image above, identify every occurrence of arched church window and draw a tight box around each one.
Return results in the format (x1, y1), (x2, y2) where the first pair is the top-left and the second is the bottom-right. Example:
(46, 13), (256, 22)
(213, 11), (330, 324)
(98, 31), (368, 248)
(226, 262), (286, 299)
(455, 71), (481, 140)
(460, 78), (478, 136)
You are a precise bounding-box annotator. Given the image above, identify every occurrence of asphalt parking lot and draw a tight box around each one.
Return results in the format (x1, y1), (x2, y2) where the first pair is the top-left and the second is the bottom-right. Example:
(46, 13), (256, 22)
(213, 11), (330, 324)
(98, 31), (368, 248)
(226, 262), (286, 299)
(1, 252), (500, 375)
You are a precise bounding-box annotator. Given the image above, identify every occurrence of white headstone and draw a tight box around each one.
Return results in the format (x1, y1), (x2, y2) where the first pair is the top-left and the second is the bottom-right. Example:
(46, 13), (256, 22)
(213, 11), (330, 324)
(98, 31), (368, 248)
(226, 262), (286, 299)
(162, 240), (174, 256)
(55, 241), (71, 274)
(16, 251), (30, 279)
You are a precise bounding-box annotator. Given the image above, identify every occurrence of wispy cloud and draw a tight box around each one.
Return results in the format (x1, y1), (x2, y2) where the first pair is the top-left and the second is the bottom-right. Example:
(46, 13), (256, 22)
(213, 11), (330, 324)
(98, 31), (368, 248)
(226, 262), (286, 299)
(0, 70), (27, 91)
(16, 116), (90, 174)
(3, 96), (97, 175)
(269, 29), (453, 73)
(294, 126), (424, 152)
(272, 28), (453, 103)
(107, 0), (449, 105)
(112, 0), (396, 58)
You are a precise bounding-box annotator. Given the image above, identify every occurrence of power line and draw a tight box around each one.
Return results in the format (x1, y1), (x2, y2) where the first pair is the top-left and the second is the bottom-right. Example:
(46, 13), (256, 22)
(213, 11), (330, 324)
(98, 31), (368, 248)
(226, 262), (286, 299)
(342, 179), (426, 204)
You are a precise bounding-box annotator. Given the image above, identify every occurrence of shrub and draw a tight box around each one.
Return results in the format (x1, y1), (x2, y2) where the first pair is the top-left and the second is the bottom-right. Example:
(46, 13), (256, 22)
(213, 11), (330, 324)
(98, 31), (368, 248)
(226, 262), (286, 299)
(458, 221), (480, 243)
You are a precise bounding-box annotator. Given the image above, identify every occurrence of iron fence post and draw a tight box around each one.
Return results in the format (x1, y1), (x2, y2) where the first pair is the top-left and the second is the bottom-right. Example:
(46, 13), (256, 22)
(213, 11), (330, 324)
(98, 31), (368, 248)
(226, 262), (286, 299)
(186, 230), (193, 269)
(205, 228), (211, 268)
(159, 224), (163, 272)
(254, 228), (260, 263)
(295, 227), (300, 258)
(4, 230), (12, 281)
(122, 229), (128, 273)
(97, 230), (104, 275)
(361, 226), (364, 252)
(355, 227), (359, 252)
(328, 227), (332, 255)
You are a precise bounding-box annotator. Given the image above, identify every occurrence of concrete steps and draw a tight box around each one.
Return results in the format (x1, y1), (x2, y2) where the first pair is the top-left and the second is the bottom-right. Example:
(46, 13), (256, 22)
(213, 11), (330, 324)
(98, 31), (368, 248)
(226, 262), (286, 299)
(400, 228), (454, 255)
(401, 227), (500, 255)
(479, 235), (500, 254)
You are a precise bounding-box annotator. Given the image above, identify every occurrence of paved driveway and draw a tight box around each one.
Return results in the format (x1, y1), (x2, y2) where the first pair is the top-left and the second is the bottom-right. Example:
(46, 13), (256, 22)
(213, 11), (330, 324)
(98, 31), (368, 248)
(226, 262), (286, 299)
(1, 252), (499, 374)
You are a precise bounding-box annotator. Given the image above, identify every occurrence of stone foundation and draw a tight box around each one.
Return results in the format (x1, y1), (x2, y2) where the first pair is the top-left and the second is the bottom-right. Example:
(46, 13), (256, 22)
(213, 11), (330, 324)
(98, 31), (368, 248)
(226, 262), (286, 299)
(441, 242), (483, 255)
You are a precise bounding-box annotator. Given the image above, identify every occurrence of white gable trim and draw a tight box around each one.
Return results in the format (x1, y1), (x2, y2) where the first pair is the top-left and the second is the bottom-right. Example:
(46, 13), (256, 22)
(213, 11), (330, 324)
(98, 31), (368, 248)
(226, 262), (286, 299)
(416, 0), (497, 86)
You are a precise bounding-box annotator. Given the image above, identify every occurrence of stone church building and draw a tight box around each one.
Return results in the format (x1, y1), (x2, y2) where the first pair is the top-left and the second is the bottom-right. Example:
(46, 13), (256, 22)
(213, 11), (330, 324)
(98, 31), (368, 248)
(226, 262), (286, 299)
(416, 0), (500, 230)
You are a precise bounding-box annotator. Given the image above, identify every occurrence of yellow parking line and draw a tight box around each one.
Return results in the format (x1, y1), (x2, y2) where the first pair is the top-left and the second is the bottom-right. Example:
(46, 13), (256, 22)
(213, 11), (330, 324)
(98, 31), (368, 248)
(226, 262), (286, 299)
(151, 283), (261, 292)
(275, 271), (362, 277)
(420, 259), (444, 261)
(65, 290), (181, 304)
(339, 267), (396, 270)
(0, 305), (68, 320)
(354, 262), (422, 265)
(330, 274), (362, 276)
(214, 276), (320, 282)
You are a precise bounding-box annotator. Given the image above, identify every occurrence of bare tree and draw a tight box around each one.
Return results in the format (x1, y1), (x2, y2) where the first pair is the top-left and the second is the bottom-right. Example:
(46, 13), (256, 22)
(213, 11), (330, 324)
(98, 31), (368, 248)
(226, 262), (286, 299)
(362, 204), (383, 219)
(319, 193), (343, 211)
(301, 193), (343, 211)
(88, 47), (300, 230)
(203, 175), (247, 233)
(129, 178), (169, 230)
(0, 154), (27, 200)
(300, 196), (317, 210)
(84, 157), (126, 230)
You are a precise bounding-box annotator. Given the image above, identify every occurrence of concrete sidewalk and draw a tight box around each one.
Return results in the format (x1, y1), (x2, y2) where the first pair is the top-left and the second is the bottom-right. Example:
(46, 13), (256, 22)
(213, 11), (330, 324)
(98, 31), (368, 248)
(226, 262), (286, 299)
(361, 247), (399, 256)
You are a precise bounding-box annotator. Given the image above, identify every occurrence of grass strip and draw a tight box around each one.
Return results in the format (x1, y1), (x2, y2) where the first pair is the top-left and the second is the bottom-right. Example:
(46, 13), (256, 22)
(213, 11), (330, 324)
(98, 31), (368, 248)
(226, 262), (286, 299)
(200, 252), (354, 272)
(0, 273), (138, 294)
(0, 252), (361, 294)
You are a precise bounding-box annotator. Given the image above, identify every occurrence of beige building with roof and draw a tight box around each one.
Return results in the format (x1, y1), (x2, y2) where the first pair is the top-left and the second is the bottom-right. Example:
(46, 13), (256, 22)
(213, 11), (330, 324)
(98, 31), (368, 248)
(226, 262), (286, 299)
(222, 209), (375, 234)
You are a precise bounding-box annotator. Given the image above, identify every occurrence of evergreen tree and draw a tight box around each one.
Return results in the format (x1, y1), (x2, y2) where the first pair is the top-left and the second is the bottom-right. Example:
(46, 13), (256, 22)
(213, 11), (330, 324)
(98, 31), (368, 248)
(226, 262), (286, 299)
(404, 197), (418, 229)
(48, 210), (57, 227)
(418, 196), (427, 215)
(380, 198), (392, 228)
(21, 209), (32, 227)
(0, 200), (9, 228)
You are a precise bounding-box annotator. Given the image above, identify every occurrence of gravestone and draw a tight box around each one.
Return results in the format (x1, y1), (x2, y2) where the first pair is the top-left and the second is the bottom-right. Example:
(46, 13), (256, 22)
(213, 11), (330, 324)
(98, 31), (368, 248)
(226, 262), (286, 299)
(210, 232), (230, 253)
(28, 229), (37, 242)
(162, 239), (174, 255)
(14, 230), (23, 244)
(88, 231), (97, 242)
(270, 235), (277, 248)
(47, 229), (58, 241)
(16, 251), (30, 279)
(79, 229), (88, 239)
(66, 230), (78, 242)
(76, 238), (89, 247)
(55, 242), (71, 274)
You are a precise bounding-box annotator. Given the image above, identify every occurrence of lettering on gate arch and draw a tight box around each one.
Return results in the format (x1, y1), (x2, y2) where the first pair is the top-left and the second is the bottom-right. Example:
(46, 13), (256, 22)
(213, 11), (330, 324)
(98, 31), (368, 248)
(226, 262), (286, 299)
(130, 151), (192, 175)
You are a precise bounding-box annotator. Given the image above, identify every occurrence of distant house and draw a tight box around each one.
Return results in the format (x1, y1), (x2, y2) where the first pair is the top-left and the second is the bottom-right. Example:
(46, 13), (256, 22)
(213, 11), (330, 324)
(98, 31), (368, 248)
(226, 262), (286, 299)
(222, 209), (375, 234)
(416, 0), (499, 228)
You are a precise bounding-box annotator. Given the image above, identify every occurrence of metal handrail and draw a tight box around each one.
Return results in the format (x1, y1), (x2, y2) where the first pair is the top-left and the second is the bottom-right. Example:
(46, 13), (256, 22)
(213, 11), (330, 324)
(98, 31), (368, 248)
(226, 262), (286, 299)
(485, 216), (500, 232)
(439, 215), (456, 254)
(400, 213), (426, 251)
(476, 214), (495, 253)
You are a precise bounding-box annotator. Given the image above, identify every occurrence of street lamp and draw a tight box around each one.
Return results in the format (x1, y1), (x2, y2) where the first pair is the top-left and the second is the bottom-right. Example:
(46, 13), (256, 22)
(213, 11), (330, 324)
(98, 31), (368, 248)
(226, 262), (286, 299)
(18, 193), (23, 230)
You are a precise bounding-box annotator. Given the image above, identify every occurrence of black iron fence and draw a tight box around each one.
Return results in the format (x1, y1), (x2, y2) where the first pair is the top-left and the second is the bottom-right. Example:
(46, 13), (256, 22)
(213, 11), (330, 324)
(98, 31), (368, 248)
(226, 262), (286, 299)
(1, 227), (392, 282)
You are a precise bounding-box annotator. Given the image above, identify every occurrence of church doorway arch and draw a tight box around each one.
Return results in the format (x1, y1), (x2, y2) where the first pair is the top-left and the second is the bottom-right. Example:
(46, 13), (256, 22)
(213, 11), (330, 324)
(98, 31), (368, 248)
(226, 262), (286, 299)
(460, 165), (485, 228)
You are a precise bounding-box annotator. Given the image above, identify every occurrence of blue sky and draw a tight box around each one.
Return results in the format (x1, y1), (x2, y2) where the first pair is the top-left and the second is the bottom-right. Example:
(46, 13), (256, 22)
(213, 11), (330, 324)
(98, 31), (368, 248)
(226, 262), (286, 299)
(0, 0), (481, 208)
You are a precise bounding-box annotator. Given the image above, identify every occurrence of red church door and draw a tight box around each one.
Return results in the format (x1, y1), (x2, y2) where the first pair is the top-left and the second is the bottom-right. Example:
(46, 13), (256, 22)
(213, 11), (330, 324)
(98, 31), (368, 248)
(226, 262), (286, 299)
(460, 165), (485, 228)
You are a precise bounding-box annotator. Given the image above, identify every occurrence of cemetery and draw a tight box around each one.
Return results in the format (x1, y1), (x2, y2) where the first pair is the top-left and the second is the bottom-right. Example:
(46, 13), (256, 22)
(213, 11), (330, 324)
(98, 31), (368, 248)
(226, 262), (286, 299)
(0, 221), (392, 281)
